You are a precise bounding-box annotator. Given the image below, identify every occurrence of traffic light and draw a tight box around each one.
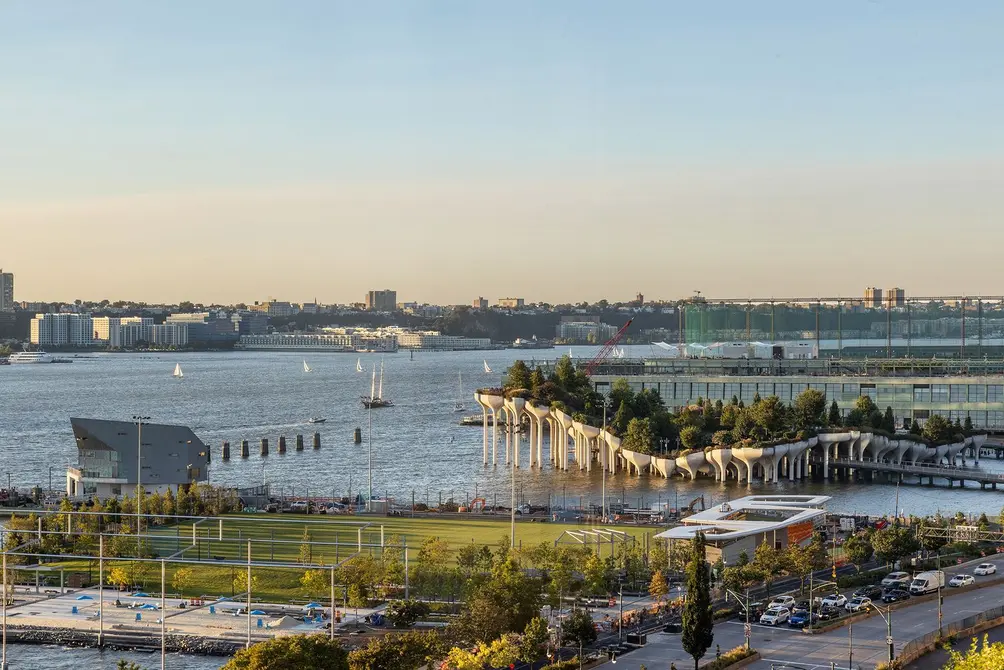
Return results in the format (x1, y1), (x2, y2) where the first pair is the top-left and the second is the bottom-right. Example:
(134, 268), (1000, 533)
(832, 564), (837, 579)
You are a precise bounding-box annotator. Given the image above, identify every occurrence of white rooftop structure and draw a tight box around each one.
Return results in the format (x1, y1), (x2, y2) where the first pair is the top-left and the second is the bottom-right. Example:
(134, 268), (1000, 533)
(655, 494), (830, 544)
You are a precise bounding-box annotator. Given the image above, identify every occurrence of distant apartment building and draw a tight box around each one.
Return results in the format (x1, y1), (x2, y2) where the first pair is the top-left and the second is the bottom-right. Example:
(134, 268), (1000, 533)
(166, 312), (238, 345)
(497, 297), (525, 309)
(0, 269), (13, 312)
(864, 287), (883, 309)
(300, 302), (319, 314)
(250, 298), (297, 318)
(92, 316), (153, 344)
(147, 323), (189, 347)
(231, 311), (269, 335)
(473, 297), (488, 310)
(238, 329), (398, 352)
(30, 313), (94, 347)
(556, 320), (617, 344)
(19, 301), (49, 312)
(365, 290), (397, 312)
(885, 287), (906, 308)
(396, 331), (493, 351)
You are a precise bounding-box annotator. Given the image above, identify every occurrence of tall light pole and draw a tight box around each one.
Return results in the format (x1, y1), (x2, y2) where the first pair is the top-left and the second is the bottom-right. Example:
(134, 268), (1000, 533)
(367, 389), (373, 512)
(601, 401), (607, 522)
(132, 415), (150, 550)
(510, 415), (516, 548)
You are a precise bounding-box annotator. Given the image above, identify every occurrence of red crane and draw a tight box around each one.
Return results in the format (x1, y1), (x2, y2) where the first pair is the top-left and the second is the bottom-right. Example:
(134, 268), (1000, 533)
(585, 317), (634, 376)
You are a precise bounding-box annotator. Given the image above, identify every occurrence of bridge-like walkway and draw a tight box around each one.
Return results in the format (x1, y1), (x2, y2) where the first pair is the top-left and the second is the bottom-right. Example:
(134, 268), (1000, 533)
(830, 456), (1004, 487)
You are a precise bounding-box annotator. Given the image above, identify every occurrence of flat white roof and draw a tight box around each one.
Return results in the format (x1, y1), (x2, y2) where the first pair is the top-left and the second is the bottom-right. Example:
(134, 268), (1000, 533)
(655, 494), (830, 543)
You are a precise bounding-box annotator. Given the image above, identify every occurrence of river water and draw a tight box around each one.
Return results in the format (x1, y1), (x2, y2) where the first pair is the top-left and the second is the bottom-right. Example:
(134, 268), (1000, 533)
(3, 347), (1004, 668)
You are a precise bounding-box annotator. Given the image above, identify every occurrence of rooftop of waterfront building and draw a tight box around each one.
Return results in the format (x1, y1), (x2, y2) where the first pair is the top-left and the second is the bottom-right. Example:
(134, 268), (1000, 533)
(655, 494), (830, 543)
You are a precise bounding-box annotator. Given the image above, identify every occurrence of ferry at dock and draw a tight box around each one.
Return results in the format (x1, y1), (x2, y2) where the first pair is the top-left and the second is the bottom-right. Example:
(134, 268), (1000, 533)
(8, 350), (53, 364)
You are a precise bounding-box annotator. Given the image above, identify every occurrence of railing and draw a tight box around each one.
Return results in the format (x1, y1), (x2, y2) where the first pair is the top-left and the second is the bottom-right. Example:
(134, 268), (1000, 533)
(899, 604), (1004, 661)
(830, 457), (1004, 482)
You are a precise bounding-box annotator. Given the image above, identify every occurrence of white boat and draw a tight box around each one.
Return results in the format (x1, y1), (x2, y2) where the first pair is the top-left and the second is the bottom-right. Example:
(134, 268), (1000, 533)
(483, 360), (493, 374)
(303, 360), (312, 373)
(8, 350), (52, 364)
(307, 417), (326, 424)
(361, 361), (393, 408)
(173, 363), (184, 378)
(454, 371), (466, 412)
(356, 358), (363, 373)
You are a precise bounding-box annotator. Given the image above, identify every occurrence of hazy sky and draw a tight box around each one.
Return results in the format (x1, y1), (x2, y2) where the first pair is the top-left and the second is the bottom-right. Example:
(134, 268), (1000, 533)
(2, 1), (1003, 304)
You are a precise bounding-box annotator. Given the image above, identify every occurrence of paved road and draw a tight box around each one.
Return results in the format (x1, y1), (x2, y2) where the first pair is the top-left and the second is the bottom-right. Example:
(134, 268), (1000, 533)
(597, 556), (1004, 670)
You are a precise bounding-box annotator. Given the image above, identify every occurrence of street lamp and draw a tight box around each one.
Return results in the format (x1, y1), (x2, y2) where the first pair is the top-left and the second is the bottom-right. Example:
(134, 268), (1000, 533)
(868, 602), (895, 665)
(132, 416), (151, 546)
(725, 587), (752, 649)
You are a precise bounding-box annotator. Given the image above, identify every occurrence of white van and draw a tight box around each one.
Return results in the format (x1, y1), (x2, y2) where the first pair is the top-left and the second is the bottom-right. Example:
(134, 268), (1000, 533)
(909, 571), (945, 595)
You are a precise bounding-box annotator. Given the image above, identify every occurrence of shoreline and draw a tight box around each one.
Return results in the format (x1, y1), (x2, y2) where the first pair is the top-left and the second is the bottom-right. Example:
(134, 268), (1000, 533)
(6, 624), (242, 657)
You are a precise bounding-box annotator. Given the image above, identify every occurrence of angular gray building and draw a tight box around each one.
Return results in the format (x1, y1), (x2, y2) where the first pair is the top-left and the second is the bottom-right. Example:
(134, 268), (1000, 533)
(66, 417), (209, 498)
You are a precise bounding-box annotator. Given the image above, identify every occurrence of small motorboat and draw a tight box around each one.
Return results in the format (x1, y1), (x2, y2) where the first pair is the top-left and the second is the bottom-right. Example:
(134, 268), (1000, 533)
(307, 417), (327, 424)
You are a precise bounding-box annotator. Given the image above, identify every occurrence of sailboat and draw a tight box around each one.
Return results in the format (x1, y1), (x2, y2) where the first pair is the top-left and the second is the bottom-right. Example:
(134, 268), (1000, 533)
(361, 361), (393, 408)
(173, 363), (184, 379)
(483, 360), (493, 374)
(454, 371), (466, 412)
(303, 360), (312, 373)
(356, 358), (363, 373)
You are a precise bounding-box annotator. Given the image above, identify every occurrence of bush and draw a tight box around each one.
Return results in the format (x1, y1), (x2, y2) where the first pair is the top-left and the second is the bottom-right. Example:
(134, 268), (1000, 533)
(541, 659), (581, 670)
(836, 572), (881, 589)
(713, 607), (738, 622)
(702, 645), (757, 670)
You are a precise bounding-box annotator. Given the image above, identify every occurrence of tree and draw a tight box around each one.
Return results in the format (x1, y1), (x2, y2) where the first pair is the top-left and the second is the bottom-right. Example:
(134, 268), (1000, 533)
(964, 415), (974, 434)
(529, 367), (546, 391)
(505, 361), (532, 391)
(222, 634), (349, 670)
(117, 661), (144, 670)
(561, 609), (597, 646)
(519, 617), (549, 662)
(648, 569), (669, 603)
(719, 404), (740, 430)
(622, 417), (656, 454)
(828, 401), (841, 426)
(882, 406), (896, 432)
(923, 414), (953, 442)
(679, 425), (703, 450)
(300, 567), (329, 597)
(751, 542), (783, 596)
(681, 532), (714, 670)
(944, 634), (1004, 670)
(298, 527), (313, 565)
(444, 634), (521, 670)
(348, 631), (446, 670)
(233, 569), (260, 596)
(451, 557), (542, 644)
(108, 565), (133, 591)
(612, 400), (635, 435)
(784, 544), (820, 593)
(171, 567), (194, 594)
(871, 526), (918, 566)
(792, 389), (826, 429)
(385, 599), (430, 628)
(843, 534), (874, 569)
(583, 552), (609, 595)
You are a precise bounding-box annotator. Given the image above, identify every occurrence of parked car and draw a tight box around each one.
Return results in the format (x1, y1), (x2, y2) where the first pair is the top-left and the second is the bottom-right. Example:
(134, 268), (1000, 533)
(949, 574), (975, 588)
(767, 596), (796, 611)
(881, 571), (912, 588)
(853, 585), (883, 600)
(974, 563), (997, 576)
(759, 608), (790, 626)
(845, 597), (872, 612)
(882, 589), (911, 603)
(788, 608), (815, 628)
(821, 593), (847, 608)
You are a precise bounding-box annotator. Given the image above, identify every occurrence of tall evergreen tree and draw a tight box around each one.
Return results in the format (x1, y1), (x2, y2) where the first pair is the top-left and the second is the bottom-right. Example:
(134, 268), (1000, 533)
(681, 532), (714, 670)
(882, 406), (896, 432)
(828, 400), (841, 426)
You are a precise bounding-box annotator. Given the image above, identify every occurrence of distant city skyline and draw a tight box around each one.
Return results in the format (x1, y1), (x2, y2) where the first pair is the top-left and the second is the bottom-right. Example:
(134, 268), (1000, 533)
(2, 2), (1003, 302)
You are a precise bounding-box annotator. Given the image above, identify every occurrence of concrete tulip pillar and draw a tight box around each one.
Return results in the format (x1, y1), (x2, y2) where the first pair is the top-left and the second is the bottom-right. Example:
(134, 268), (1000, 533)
(602, 431), (621, 473)
(769, 444), (789, 483)
(552, 410), (575, 471)
(816, 433), (848, 480)
(476, 393), (505, 467)
(526, 405), (551, 468)
(504, 398), (526, 469)
(706, 447), (733, 482)
(578, 423), (601, 472)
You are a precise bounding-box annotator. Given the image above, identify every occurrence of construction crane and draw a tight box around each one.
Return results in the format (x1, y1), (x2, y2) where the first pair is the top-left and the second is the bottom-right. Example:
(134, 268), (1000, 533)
(585, 317), (634, 376)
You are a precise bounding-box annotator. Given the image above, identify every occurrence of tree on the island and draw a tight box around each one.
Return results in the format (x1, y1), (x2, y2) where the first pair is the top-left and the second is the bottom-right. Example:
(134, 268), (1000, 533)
(751, 392), (761, 405)
(842, 534), (874, 569)
(910, 418), (924, 436)
(648, 569), (669, 603)
(792, 389), (827, 429)
(750, 395), (787, 438)
(504, 360), (532, 390)
(964, 415), (974, 434)
(828, 401), (841, 426)
(871, 526), (919, 566)
(561, 609), (597, 647)
(116, 661), (144, 670)
(622, 417), (656, 454)
(923, 414), (953, 442)
(882, 406), (896, 432)
(347, 630), (446, 670)
(681, 532), (714, 670)
(679, 425), (703, 450)
(529, 367), (546, 392)
(719, 404), (739, 429)
(612, 400), (635, 435)
(222, 634), (349, 670)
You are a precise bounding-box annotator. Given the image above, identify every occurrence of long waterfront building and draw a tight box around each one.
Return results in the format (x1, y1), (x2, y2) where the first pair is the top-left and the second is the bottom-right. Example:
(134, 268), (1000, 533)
(587, 357), (1004, 430)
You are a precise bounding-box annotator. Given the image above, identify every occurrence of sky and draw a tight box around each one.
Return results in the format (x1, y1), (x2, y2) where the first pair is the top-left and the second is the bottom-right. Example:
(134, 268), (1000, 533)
(1, 1), (1003, 304)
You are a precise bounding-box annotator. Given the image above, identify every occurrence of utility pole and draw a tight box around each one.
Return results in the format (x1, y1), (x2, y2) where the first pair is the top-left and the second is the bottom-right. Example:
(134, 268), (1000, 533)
(848, 623), (853, 670)
(618, 582), (624, 642)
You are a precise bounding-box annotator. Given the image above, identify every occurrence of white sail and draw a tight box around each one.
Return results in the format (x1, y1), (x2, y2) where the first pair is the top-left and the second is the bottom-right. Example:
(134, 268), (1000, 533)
(173, 363), (183, 378)
(377, 360), (385, 400)
(483, 360), (493, 374)
(370, 365), (377, 399)
(356, 358), (363, 373)
(455, 371), (466, 412)
(303, 360), (312, 373)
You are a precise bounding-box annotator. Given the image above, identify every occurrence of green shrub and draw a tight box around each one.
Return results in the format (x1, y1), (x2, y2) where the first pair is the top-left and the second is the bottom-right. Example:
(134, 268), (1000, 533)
(713, 606), (738, 622)
(702, 646), (757, 670)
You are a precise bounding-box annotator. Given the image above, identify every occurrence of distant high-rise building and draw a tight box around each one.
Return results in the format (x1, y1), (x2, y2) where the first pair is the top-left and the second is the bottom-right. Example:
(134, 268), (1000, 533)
(497, 297), (525, 309)
(0, 269), (13, 312)
(250, 298), (297, 318)
(864, 287), (883, 309)
(885, 287), (906, 308)
(30, 313), (94, 347)
(636, 293), (644, 305)
(365, 290), (397, 312)
(473, 296), (488, 310)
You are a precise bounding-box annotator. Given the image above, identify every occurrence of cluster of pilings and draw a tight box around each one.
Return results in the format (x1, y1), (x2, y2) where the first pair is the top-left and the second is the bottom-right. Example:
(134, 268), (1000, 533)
(220, 432), (321, 461)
